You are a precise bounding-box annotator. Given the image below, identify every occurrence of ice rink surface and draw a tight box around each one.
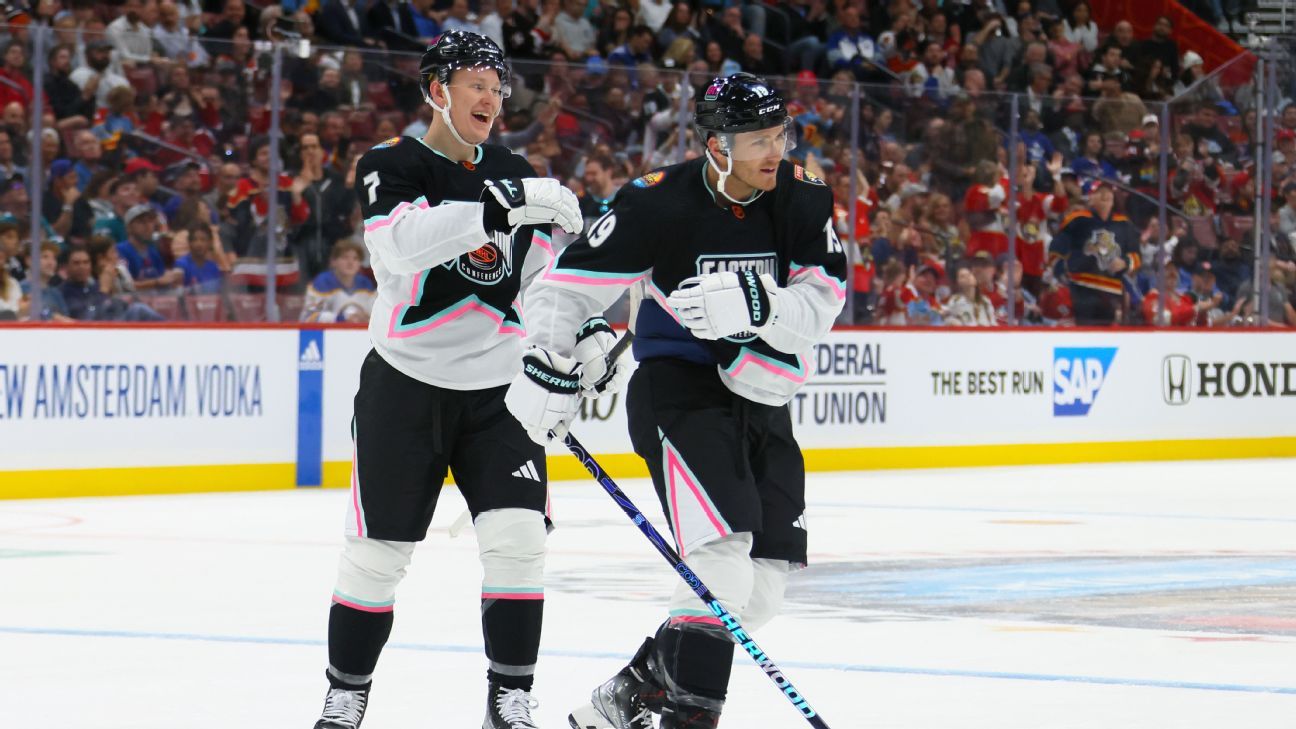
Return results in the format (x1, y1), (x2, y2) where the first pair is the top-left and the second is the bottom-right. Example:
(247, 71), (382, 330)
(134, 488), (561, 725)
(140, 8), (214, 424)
(4, 459), (1295, 728)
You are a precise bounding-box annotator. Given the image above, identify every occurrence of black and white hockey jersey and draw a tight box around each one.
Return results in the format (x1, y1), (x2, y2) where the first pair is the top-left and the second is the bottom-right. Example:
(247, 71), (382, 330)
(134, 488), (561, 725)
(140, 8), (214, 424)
(522, 157), (847, 405)
(355, 136), (553, 389)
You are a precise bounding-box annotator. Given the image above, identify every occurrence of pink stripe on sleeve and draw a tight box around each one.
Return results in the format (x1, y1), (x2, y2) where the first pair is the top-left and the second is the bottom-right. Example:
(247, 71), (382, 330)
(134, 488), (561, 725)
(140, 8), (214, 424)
(364, 198), (430, 233)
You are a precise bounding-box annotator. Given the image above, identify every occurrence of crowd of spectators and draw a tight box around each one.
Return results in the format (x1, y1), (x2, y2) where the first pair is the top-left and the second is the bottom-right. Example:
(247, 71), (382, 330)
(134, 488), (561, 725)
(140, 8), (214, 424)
(0, 0), (1291, 327)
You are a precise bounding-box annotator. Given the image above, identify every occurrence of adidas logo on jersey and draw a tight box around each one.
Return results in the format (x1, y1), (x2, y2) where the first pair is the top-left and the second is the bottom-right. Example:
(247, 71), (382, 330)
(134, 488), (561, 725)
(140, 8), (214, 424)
(511, 460), (541, 482)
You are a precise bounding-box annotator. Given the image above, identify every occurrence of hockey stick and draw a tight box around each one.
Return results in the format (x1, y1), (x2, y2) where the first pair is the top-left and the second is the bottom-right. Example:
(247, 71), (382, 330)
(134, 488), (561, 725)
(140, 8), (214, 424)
(562, 335), (833, 728)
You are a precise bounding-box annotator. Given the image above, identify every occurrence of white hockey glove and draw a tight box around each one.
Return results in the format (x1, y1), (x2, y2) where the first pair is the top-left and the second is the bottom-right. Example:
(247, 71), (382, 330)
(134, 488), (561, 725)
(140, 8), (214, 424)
(572, 317), (630, 398)
(482, 177), (583, 235)
(665, 270), (779, 341)
(506, 347), (583, 445)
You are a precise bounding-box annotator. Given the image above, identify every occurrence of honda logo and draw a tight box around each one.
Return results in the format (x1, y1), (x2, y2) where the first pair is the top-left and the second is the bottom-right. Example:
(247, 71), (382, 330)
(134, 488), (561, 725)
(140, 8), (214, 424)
(1162, 355), (1191, 405)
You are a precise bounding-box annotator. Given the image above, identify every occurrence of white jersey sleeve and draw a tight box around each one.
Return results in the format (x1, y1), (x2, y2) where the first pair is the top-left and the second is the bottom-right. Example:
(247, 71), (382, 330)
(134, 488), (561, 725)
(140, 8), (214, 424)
(521, 205), (654, 357)
(363, 190), (492, 276)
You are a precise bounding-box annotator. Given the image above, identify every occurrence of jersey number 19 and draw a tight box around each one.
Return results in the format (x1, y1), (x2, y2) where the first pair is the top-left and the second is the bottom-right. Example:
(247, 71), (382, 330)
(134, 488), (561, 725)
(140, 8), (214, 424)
(825, 220), (843, 254)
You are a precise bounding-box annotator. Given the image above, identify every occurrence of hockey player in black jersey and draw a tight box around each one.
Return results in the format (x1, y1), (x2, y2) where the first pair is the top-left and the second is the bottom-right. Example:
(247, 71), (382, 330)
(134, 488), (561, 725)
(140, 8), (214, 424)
(311, 31), (598, 729)
(505, 73), (848, 728)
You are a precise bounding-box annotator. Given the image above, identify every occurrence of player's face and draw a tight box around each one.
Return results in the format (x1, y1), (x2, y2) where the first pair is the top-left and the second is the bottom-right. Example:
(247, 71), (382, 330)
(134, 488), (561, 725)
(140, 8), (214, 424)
(445, 67), (508, 144)
(726, 122), (792, 191)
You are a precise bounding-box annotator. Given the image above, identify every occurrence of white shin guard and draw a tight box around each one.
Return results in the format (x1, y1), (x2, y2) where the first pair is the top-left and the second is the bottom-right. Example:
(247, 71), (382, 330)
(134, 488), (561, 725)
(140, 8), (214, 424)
(668, 532), (755, 624)
(475, 508), (547, 592)
(744, 558), (791, 631)
(333, 536), (417, 609)
(667, 534), (791, 631)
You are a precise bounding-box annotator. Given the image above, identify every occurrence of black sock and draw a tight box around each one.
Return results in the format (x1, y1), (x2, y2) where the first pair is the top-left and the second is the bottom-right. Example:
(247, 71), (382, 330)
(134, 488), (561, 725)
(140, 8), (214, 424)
(327, 602), (394, 687)
(482, 597), (543, 690)
(656, 623), (734, 704)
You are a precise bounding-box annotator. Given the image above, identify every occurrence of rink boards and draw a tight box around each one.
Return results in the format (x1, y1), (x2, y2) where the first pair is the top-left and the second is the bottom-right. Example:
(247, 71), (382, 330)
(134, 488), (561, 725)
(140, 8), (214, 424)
(1, 325), (1293, 498)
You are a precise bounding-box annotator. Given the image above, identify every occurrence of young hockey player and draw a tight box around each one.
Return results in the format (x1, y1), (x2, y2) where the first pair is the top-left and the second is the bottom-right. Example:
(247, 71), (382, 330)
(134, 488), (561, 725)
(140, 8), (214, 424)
(312, 31), (598, 729)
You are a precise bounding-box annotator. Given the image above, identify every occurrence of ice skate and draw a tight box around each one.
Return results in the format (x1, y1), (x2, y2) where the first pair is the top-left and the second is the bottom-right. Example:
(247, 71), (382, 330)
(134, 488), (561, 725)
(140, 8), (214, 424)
(484, 680), (541, 729)
(568, 637), (662, 729)
(313, 685), (369, 729)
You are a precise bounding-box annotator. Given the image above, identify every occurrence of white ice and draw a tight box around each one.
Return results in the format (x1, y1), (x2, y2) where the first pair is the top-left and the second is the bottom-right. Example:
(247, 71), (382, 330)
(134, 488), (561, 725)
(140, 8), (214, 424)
(3, 459), (1295, 728)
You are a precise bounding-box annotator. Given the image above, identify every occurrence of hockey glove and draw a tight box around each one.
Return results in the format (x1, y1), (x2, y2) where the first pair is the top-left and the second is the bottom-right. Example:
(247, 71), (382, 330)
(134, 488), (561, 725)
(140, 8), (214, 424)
(572, 317), (630, 398)
(506, 347), (583, 445)
(665, 270), (779, 340)
(482, 178), (583, 236)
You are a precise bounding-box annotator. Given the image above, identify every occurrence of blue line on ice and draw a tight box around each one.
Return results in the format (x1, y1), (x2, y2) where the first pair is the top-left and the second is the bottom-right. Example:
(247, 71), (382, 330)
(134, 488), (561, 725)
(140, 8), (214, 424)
(3, 625), (1293, 695)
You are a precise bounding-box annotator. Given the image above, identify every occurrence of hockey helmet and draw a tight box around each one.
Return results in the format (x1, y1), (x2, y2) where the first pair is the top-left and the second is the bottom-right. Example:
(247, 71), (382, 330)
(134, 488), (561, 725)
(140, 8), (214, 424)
(694, 73), (791, 159)
(419, 31), (511, 104)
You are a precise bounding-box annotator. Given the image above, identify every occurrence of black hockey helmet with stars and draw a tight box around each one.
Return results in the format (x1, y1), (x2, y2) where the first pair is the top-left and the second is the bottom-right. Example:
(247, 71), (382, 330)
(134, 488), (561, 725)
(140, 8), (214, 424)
(694, 72), (789, 147)
(419, 30), (511, 104)
(694, 73), (792, 203)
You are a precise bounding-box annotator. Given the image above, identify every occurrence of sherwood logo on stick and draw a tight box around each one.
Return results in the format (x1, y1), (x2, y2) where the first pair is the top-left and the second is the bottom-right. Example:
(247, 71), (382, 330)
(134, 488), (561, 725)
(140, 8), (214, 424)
(1162, 356), (1296, 404)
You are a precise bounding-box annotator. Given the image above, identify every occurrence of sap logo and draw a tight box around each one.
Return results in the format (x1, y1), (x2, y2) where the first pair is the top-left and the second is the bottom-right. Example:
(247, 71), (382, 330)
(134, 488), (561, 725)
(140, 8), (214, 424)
(1052, 347), (1116, 416)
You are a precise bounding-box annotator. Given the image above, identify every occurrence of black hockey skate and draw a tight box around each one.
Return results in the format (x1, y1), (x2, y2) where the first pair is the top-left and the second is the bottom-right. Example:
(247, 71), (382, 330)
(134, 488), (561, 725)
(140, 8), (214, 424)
(484, 680), (541, 729)
(568, 637), (664, 729)
(660, 705), (721, 729)
(313, 685), (369, 729)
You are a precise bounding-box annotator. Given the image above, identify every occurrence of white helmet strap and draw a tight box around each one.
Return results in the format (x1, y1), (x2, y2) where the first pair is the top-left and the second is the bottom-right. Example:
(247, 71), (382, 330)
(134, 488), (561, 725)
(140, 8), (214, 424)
(705, 137), (758, 206)
(426, 82), (475, 149)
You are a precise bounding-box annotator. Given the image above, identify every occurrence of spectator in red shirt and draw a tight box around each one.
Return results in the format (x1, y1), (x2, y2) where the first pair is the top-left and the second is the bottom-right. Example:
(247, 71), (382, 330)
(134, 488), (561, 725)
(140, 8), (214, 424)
(1046, 18), (1081, 79)
(1142, 260), (1195, 326)
(1013, 159), (1068, 296)
(964, 160), (1007, 258)
(157, 111), (216, 166)
(1039, 279), (1075, 326)
(875, 258), (908, 325)
(0, 41), (50, 112)
(226, 136), (310, 259)
(902, 263), (944, 325)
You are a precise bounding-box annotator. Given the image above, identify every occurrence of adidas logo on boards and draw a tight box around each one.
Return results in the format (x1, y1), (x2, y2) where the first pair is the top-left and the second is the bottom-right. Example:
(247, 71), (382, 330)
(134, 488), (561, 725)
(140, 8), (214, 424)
(511, 460), (540, 482)
(299, 340), (324, 371)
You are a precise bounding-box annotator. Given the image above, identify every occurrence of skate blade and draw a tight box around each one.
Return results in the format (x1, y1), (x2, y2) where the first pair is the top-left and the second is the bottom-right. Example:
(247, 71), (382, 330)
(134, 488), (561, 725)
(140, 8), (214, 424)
(568, 702), (613, 729)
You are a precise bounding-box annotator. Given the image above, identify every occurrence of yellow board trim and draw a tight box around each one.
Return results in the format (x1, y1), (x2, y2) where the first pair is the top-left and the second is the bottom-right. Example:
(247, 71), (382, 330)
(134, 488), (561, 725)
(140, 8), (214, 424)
(0, 463), (299, 500)
(799, 436), (1296, 471)
(2, 437), (1294, 500)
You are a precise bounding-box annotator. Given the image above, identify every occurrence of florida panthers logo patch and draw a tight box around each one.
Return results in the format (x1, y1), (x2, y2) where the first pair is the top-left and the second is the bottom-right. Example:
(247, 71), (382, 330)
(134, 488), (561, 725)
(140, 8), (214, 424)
(372, 136), (402, 150)
(633, 171), (665, 188)
(793, 165), (825, 185)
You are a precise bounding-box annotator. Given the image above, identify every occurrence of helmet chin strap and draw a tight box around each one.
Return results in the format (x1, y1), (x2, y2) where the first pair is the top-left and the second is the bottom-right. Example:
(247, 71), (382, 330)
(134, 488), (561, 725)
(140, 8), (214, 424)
(705, 146), (751, 205)
(426, 83), (483, 150)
